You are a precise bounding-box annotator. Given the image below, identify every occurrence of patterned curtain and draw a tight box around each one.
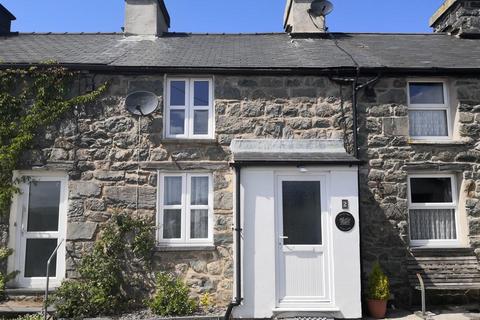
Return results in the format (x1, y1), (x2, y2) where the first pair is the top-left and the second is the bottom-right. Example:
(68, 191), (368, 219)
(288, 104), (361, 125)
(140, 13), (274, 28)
(409, 110), (448, 137)
(409, 209), (456, 240)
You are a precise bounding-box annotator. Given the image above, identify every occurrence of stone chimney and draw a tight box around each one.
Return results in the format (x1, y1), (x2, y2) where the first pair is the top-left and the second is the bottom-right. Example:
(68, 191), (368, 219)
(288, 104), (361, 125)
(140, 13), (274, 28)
(430, 0), (480, 37)
(124, 0), (170, 36)
(284, 0), (326, 34)
(0, 4), (16, 34)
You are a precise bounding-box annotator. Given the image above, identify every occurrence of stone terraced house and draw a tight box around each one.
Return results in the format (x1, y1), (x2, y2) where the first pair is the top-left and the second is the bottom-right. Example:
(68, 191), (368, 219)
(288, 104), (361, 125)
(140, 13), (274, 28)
(0, 0), (480, 319)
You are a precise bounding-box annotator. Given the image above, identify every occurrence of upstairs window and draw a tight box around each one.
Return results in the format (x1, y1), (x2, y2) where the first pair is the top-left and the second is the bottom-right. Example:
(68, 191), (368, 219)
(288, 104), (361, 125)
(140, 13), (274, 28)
(408, 81), (451, 139)
(408, 175), (458, 247)
(166, 78), (214, 139)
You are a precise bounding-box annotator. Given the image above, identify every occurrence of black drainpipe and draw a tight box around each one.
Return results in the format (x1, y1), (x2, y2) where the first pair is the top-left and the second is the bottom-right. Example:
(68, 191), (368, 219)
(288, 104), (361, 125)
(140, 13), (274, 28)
(352, 67), (380, 316)
(224, 165), (243, 320)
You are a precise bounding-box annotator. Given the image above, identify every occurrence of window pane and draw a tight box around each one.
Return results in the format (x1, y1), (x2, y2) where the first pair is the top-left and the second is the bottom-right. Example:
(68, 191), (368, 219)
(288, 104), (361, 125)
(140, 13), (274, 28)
(193, 110), (209, 135)
(409, 83), (445, 104)
(191, 209), (208, 239)
(409, 110), (448, 137)
(27, 181), (60, 232)
(24, 239), (57, 277)
(410, 178), (453, 203)
(163, 209), (181, 239)
(169, 110), (185, 135)
(164, 177), (182, 205)
(194, 81), (209, 106)
(191, 176), (209, 205)
(282, 181), (322, 245)
(170, 81), (186, 106)
(410, 209), (456, 240)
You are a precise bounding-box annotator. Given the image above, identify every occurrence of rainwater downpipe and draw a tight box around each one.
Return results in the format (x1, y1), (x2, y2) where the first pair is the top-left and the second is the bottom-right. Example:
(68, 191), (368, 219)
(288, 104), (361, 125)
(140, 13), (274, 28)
(224, 165), (243, 320)
(352, 67), (380, 316)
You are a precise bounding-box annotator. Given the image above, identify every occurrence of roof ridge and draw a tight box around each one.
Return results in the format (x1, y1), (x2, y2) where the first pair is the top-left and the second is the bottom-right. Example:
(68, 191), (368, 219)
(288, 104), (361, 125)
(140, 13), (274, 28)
(18, 32), (123, 35)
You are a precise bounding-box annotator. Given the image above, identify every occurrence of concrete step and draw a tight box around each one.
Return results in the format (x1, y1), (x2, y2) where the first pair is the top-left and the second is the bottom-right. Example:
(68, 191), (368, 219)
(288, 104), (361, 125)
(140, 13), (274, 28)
(0, 300), (54, 315)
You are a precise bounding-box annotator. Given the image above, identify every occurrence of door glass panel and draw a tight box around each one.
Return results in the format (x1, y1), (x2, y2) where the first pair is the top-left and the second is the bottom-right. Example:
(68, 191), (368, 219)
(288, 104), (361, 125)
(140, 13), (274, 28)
(282, 181), (322, 245)
(24, 239), (57, 277)
(27, 181), (61, 232)
(190, 209), (208, 239)
(163, 209), (181, 239)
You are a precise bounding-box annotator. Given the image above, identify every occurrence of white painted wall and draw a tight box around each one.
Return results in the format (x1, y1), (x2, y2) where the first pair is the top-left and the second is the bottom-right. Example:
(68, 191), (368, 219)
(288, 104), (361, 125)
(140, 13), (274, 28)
(233, 166), (362, 319)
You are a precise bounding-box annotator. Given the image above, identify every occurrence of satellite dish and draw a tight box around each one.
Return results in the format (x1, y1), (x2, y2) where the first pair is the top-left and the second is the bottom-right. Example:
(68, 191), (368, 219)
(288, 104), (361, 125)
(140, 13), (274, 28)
(309, 0), (334, 17)
(125, 91), (159, 116)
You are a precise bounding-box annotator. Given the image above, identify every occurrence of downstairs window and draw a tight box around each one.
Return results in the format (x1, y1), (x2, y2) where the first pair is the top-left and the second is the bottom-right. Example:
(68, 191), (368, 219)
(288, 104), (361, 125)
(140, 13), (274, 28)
(157, 172), (213, 246)
(408, 174), (459, 247)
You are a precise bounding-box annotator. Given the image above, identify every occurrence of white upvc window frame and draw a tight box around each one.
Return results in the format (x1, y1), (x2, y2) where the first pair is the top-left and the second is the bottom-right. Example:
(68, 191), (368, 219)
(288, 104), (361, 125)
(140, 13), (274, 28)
(407, 173), (459, 248)
(165, 77), (214, 139)
(407, 79), (452, 140)
(157, 172), (214, 247)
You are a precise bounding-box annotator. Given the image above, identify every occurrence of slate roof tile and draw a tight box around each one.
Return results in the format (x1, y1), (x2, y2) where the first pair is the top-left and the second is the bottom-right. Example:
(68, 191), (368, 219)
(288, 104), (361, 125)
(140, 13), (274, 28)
(0, 32), (479, 70)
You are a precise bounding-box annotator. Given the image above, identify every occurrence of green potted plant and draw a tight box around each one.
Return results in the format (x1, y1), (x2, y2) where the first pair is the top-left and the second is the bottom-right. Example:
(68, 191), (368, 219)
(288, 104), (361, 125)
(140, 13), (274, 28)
(367, 261), (390, 319)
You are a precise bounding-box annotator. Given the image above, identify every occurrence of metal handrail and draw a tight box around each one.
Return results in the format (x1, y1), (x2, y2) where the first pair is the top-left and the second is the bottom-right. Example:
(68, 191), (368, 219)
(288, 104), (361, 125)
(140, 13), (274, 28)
(44, 238), (64, 320)
(416, 273), (426, 319)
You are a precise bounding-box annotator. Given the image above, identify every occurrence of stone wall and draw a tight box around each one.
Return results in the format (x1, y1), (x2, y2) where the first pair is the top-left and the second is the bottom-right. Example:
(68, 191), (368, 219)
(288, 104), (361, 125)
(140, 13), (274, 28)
(12, 73), (480, 307)
(357, 77), (480, 304)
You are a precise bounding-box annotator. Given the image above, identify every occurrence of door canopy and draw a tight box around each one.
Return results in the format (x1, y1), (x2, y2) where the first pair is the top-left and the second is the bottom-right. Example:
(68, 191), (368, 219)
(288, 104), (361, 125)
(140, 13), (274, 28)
(230, 139), (360, 166)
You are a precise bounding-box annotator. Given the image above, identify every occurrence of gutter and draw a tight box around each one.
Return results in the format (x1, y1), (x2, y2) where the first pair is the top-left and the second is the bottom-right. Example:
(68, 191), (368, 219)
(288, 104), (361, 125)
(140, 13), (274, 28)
(224, 166), (243, 320)
(1, 63), (480, 76)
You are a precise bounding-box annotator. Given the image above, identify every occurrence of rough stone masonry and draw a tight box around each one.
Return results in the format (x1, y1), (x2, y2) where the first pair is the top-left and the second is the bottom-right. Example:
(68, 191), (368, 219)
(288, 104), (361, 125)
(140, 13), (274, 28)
(8, 73), (480, 306)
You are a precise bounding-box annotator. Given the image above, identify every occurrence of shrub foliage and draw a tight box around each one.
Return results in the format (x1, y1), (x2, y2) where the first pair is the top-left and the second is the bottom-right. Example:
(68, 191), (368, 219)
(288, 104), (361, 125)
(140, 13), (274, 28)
(148, 272), (198, 316)
(367, 261), (390, 301)
(0, 64), (107, 217)
(51, 213), (156, 318)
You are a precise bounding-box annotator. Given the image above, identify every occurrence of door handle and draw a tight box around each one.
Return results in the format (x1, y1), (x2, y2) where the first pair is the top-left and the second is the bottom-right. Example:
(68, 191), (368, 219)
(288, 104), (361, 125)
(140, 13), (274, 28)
(280, 236), (289, 239)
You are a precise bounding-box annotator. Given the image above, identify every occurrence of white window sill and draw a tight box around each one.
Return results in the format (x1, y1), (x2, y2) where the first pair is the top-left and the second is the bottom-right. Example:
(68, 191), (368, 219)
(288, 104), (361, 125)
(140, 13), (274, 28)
(408, 139), (470, 146)
(409, 245), (470, 251)
(156, 245), (216, 252)
(161, 138), (217, 144)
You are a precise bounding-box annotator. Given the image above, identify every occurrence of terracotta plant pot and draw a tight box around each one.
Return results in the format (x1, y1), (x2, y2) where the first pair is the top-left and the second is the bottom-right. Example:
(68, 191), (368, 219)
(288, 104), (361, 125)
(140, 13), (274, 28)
(367, 299), (387, 319)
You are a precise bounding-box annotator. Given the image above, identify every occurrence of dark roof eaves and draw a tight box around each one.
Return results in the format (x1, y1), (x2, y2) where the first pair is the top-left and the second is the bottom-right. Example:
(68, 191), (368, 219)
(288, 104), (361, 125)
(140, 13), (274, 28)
(1, 63), (480, 77)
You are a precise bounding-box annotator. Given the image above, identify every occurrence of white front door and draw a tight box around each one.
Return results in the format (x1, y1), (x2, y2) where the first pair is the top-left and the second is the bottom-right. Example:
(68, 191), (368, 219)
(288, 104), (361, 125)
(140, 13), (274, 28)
(13, 174), (67, 288)
(276, 175), (331, 308)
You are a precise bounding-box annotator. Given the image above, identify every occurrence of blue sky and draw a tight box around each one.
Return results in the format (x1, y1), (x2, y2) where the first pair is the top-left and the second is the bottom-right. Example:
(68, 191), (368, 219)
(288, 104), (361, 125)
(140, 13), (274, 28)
(2, 0), (445, 34)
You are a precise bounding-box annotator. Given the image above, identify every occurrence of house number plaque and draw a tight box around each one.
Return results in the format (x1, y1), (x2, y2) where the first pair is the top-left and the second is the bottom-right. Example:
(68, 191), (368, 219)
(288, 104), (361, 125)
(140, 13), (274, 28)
(335, 212), (355, 232)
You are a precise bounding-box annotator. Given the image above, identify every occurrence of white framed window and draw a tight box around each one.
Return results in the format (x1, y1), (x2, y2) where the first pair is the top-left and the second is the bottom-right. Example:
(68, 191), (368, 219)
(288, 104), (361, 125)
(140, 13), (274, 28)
(157, 172), (213, 246)
(407, 80), (452, 140)
(408, 174), (459, 247)
(165, 78), (214, 139)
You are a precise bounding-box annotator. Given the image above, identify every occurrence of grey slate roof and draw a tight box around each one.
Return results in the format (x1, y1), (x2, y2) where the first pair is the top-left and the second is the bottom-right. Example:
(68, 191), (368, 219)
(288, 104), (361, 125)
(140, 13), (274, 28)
(0, 32), (479, 71)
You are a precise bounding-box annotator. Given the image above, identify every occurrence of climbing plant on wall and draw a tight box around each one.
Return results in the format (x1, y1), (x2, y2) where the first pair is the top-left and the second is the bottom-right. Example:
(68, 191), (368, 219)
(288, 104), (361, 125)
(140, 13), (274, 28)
(0, 64), (107, 216)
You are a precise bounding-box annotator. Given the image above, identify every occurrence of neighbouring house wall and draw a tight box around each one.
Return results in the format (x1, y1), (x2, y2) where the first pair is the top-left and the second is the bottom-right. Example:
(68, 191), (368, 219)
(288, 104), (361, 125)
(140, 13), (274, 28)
(357, 77), (480, 304)
(6, 73), (480, 307)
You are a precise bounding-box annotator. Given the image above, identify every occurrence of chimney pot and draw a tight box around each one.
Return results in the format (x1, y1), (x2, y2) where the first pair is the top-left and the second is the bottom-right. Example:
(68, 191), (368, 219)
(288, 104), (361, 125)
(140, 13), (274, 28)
(0, 4), (16, 34)
(430, 0), (480, 37)
(124, 0), (170, 36)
